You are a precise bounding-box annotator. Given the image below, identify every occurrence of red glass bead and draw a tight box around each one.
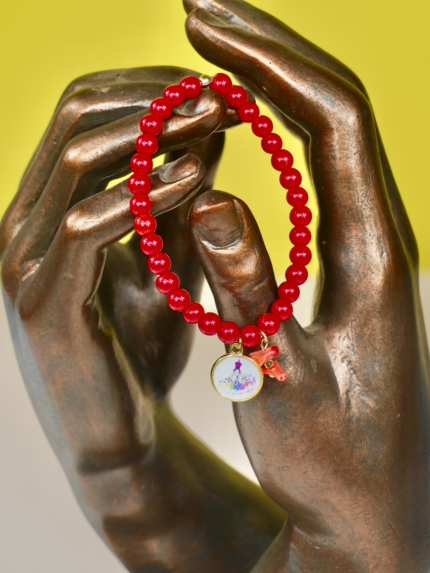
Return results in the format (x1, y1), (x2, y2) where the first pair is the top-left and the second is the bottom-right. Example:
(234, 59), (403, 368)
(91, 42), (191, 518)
(179, 76), (202, 99)
(135, 133), (159, 155)
(272, 150), (293, 171)
(286, 264), (308, 285)
(150, 97), (172, 120)
(290, 245), (312, 266)
(257, 313), (280, 336)
(128, 174), (151, 194)
(287, 188), (308, 206)
(252, 115), (273, 137)
(148, 252), (171, 274)
(183, 302), (205, 324)
(134, 214), (156, 236)
(140, 233), (163, 255)
(225, 86), (248, 109)
(237, 101), (260, 123)
(240, 324), (262, 348)
(262, 133), (283, 154)
(218, 321), (240, 344)
(278, 281), (300, 302)
(156, 271), (179, 294)
(280, 168), (302, 189)
(271, 299), (293, 321)
(290, 226), (311, 246)
(130, 153), (153, 175)
(163, 85), (186, 107)
(199, 312), (222, 336)
(168, 288), (191, 311)
(130, 194), (152, 215)
(139, 114), (163, 136)
(290, 206), (312, 226)
(209, 73), (233, 95)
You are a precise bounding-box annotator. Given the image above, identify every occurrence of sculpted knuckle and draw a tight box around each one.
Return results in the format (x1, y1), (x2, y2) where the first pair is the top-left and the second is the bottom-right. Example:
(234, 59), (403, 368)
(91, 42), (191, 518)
(62, 140), (88, 171)
(57, 89), (88, 125)
(61, 205), (90, 242)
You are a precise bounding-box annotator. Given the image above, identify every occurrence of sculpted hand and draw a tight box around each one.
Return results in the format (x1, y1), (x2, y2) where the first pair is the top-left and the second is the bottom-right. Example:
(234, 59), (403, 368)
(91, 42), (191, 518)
(0, 66), (284, 573)
(184, 2), (430, 571)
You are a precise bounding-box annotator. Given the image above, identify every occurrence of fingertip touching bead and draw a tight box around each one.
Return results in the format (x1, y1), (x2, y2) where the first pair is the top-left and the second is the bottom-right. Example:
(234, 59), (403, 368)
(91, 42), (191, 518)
(210, 73), (233, 95)
(225, 86), (248, 109)
(148, 252), (171, 275)
(130, 194), (152, 215)
(280, 168), (302, 189)
(136, 133), (159, 156)
(287, 188), (309, 206)
(139, 114), (163, 136)
(278, 281), (300, 303)
(168, 288), (191, 312)
(179, 76), (202, 99)
(290, 245), (312, 266)
(290, 226), (311, 246)
(252, 115), (273, 137)
(218, 321), (240, 344)
(286, 264), (308, 285)
(156, 271), (179, 294)
(163, 85), (186, 107)
(130, 153), (153, 175)
(257, 313), (280, 336)
(150, 97), (172, 120)
(271, 150), (293, 171)
(262, 133), (282, 154)
(183, 302), (205, 324)
(199, 312), (222, 336)
(271, 299), (293, 321)
(134, 214), (157, 236)
(128, 174), (151, 194)
(240, 324), (262, 348)
(290, 206), (312, 226)
(237, 101), (260, 123)
(140, 233), (163, 255)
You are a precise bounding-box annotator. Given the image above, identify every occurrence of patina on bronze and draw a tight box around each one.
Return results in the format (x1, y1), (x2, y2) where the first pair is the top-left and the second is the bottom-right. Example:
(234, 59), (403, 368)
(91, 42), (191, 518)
(0, 1), (429, 573)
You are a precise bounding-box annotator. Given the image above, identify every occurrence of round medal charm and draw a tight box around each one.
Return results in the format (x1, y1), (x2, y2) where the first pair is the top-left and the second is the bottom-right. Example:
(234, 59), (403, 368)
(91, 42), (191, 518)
(211, 346), (264, 402)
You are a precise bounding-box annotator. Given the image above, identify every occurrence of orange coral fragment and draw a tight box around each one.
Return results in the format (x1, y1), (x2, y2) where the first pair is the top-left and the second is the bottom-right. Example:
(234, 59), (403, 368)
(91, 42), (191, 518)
(249, 345), (279, 366)
(262, 361), (287, 381)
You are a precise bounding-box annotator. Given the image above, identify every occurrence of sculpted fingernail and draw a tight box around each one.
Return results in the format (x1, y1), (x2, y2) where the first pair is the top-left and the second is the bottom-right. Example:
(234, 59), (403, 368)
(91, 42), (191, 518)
(194, 8), (230, 29)
(159, 154), (201, 183)
(193, 192), (243, 247)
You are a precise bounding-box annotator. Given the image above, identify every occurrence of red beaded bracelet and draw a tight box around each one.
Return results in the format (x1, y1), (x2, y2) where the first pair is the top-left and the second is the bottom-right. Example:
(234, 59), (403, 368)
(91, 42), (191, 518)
(128, 73), (312, 402)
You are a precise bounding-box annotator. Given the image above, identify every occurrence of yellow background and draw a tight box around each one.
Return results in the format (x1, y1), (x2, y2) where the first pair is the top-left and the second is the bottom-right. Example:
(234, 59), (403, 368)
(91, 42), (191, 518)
(0, 0), (429, 273)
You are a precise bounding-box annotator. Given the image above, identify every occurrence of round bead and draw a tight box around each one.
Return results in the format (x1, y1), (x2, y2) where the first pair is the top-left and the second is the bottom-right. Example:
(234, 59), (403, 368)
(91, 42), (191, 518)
(128, 174), (151, 194)
(163, 85), (186, 107)
(183, 302), (205, 323)
(290, 226), (311, 246)
(218, 321), (240, 344)
(130, 153), (153, 175)
(225, 86), (248, 108)
(278, 281), (300, 302)
(271, 299), (293, 321)
(286, 264), (308, 285)
(139, 114), (163, 136)
(140, 233), (163, 255)
(237, 101), (260, 123)
(240, 324), (262, 348)
(290, 245), (312, 266)
(134, 214), (157, 236)
(280, 168), (302, 189)
(257, 313), (280, 336)
(199, 312), (222, 336)
(148, 252), (171, 274)
(209, 73), (233, 95)
(262, 133), (283, 154)
(168, 288), (191, 311)
(135, 133), (159, 156)
(252, 115), (273, 137)
(130, 194), (152, 215)
(287, 188), (309, 206)
(150, 97), (172, 120)
(271, 150), (294, 171)
(156, 271), (179, 294)
(290, 206), (312, 226)
(179, 76), (202, 99)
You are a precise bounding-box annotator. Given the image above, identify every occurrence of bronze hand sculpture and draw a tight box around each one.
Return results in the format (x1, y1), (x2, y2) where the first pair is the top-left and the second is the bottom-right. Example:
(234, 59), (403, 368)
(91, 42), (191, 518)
(183, 1), (430, 571)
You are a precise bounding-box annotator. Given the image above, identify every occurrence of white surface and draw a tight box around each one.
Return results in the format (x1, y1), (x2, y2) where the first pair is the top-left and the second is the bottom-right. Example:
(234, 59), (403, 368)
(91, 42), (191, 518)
(0, 274), (429, 572)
